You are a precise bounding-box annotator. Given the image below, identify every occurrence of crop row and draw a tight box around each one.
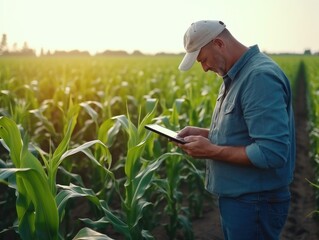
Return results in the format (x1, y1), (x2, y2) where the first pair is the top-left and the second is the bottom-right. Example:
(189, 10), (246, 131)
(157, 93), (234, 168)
(0, 56), (221, 239)
(304, 56), (319, 204)
(0, 55), (318, 239)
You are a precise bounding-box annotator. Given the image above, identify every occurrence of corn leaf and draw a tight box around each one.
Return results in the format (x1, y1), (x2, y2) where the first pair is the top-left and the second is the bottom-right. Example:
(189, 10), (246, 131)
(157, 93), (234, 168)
(0, 168), (59, 240)
(56, 184), (130, 238)
(29, 106), (57, 137)
(0, 116), (59, 240)
(58, 166), (84, 186)
(125, 153), (180, 232)
(56, 183), (101, 221)
(58, 140), (106, 166)
(80, 101), (102, 124)
(79, 217), (111, 230)
(141, 230), (155, 240)
(47, 104), (79, 194)
(145, 98), (157, 114)
(98, 118), (121, 148)
(0, 116), (23, 167)
(73, 227), (114, 240)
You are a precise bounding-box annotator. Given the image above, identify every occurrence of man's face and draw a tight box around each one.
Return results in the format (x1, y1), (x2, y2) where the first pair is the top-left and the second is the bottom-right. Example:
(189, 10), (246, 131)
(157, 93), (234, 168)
(197, 40), (226, 76)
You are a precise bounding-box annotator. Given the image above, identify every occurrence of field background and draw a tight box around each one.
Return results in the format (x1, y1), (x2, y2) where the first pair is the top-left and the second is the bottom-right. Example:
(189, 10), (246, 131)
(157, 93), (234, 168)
(0, 55), (319, 239)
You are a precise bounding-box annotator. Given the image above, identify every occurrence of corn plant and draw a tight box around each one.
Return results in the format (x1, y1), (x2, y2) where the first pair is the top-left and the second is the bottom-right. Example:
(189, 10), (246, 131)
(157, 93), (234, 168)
(304, 56), (319, 210)
(0, 116), (59, 240)
(53, 101), (178, 239)
(153, 99), (208, 239)
(0, 107), (109, 239)
(1, 55), (310, 240)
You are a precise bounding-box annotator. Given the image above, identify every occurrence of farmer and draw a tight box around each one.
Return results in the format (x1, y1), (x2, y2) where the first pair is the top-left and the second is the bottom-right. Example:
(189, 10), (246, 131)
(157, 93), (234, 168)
(175, 20), (295, 240)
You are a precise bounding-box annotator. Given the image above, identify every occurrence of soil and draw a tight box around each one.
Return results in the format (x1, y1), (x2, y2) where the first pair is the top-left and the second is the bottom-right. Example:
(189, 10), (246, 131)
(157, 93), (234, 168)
(189, 71), (319, 239)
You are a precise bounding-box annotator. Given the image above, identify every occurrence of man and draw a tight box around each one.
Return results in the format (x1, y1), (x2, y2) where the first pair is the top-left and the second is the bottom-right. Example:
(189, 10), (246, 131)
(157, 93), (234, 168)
(176, 20), (295, 240)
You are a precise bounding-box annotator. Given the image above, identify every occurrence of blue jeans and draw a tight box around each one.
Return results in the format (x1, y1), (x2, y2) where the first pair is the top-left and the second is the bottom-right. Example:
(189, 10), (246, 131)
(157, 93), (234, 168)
(218, 187), (290, 240)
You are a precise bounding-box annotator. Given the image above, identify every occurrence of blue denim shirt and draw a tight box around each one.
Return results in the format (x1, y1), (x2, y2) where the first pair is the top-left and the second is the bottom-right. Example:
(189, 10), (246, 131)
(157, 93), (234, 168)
(206, 45), (296, 197)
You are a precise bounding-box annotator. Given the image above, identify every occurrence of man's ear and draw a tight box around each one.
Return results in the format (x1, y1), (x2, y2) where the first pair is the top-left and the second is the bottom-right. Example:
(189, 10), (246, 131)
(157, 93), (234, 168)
(213, 38), (224, 48)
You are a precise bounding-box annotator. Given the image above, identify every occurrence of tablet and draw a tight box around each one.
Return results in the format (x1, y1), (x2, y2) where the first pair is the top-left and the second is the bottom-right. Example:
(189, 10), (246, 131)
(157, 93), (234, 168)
(145, 124), (186, 144)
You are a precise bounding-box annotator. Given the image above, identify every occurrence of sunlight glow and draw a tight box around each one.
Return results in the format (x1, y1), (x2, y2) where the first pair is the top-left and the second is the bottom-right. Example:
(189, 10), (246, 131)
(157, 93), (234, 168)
(0, 0), (318, 54)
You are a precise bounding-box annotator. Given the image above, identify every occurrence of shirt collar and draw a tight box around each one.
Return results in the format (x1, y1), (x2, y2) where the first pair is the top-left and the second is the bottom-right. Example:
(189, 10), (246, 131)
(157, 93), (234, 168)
(226, 45), (260, 81)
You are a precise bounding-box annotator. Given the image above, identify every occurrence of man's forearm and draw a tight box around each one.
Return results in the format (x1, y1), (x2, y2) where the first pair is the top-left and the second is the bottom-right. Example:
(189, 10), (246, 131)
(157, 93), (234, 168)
(208, 145), (253, 166)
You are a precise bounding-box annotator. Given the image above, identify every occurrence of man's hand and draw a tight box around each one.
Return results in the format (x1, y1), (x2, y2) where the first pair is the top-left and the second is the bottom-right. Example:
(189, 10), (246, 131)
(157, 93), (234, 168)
(176, 135), (215, 158)
(174, 127), (252, 166)
(177, 126), (209, 138)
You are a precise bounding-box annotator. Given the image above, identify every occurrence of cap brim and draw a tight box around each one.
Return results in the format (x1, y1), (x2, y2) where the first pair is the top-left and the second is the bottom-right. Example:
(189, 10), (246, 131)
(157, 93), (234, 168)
(178, 49), (200, 71)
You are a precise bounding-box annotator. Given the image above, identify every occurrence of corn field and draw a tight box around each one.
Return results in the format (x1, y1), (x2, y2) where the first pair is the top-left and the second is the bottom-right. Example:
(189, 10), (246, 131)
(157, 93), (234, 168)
(0, 55), (318, 239)
(305, 56), (319, 200)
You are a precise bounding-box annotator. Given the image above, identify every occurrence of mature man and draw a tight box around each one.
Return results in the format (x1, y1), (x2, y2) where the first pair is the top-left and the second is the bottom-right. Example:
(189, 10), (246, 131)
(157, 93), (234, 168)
(176, 20), (295, 240)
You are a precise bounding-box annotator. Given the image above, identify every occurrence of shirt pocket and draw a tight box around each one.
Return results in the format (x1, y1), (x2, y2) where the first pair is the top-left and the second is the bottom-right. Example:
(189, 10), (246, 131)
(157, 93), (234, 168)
(225, 102), (235, 115)
(219, 100), (244, 138)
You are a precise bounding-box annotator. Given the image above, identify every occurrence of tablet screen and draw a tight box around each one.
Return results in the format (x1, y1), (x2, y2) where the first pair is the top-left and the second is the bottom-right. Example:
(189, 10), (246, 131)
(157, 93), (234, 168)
(145, 124), (186, 144)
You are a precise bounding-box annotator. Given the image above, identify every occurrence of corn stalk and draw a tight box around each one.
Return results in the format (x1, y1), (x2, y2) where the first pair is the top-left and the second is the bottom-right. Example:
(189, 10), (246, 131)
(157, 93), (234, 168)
(0, 116), (59, 240)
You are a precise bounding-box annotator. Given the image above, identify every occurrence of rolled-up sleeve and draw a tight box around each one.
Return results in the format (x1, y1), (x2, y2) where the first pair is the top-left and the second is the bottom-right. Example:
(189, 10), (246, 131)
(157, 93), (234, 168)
(243, 71), (290, 169)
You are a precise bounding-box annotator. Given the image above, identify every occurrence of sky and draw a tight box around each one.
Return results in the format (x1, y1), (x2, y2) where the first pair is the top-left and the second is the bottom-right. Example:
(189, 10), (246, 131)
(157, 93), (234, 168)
(0, 0), (318, 55)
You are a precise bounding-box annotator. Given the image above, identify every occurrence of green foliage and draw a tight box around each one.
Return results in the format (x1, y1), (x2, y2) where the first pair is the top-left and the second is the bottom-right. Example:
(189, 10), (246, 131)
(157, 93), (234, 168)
(303, 56), (319, 208)
(0, 116), (59, 240)
(54, 108), (177, 239)
(0, 114), (110, 239)
(0, 55), (312, 239)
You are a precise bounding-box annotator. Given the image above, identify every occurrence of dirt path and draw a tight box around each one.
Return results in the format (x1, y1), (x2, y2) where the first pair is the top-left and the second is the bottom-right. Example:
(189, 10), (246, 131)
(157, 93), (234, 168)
(192, 64), (319, 240)
(281, 65), (319, 240)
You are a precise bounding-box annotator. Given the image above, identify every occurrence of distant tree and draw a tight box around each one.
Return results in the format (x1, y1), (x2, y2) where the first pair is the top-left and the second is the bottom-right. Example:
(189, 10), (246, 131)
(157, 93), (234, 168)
(97, 50), (129, 56)
(132, 50), (144, 56)
(304, 49), (312, 55)
(52, 50), (90, 57)
(20, 41), (35, 56)
(0, 34), (8, 54)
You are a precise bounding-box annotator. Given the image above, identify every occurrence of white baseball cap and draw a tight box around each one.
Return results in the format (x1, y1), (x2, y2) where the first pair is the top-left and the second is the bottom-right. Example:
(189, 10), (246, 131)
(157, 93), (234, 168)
(178, 20), (226, 71)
